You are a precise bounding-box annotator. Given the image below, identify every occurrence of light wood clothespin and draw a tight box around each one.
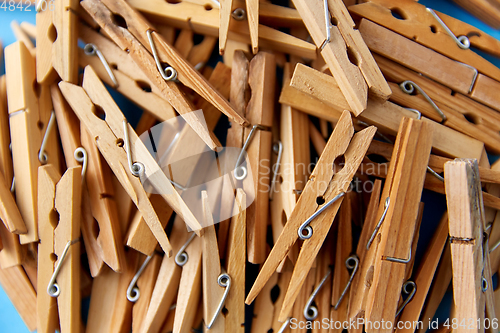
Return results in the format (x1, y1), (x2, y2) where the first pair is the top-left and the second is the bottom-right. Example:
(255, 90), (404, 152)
(349, 0), (500, 83)
(395, 212), (448, 333)
(11, 20), (35, 55)
(138, 216), (188, 333)
(358, 19), (500, 114)
(283, 62), (487, 162)
(36, 0), (78, 83)
(444, 159), (496, 333)
(5, 41), (41, 243)
(347, 179), (382, 333)
(219, 0), (259, 55)
(85, 251), (139, 333)
(59, 66), (199, 255)
(81, 0), (248, 150)
(224, 188), (246, 333)
(364, 117), (433, 333)
(373, 54), (500, 153)
(126, 0), (316, 59)
(38, 165), (82, 333)
(291, 0), (391, 115)
(246, 110), (376, 321)
(78, 24), (177, 123)
(80, 127), (126, 273)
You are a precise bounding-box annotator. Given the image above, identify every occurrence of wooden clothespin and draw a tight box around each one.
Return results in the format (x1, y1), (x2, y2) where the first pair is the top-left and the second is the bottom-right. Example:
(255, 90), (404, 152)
(347, 179), (382, 333)
(246, 110), (376, 321)
(269, 62), (310, 272)
(283, 62), (488, 162)
(126, 0), (316, 60)
(138, 216), (188, 333)
(373, 54), (500, 154)
(36, 0), (78, 83)
(85, 251), (140, 333)
(131, 253), (162, 332)
(364, 117), (432, 333)
(80, 127), (126, 273)
(349, 0), (500, 83)
(81, 0), (248, 150)
(219, 0), (259, 54)
(291, 0), (391, 115)
(445, 159), (496, 333)
(11, 20), (35, 55)
(244, 51), (275, 264)
(5, 41), (41, 243)
(395, 212), (448, 333)
(358, 19), (500, 114)
(224, 188), (246, 333)
(330, 195), (355, 331)
(202, 191), (226, 332)
(77, 24), (177, 123)
(38, 165), (82, 333)
(59, 65), (200, 254)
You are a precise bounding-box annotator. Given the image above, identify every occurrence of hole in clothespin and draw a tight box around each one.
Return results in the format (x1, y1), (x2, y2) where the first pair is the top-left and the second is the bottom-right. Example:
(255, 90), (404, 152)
(463, 113), (480, 125)
(193, 33), (205, 45)
(49, 253), (58, 262)
(116, 138), (124, 147)
(33, 80), (42, 98)
(331, 16), (338, 27)
(346, 47), (360, 67)
(91, 218), (100, 240)
(204, 4), (212, 11)
(165, 0), (182, 4)
(316, 196), (325, 205)
(110, 63), (118, 70)
(333, 154), (346, 173)
(390, 8), (407, 20)
(430, 25), (438, 33)
(270, 284), (280, 304)
(93, 105), (106, 120)
(47, 23), (57, 43)
(49, 209), (60, 229)
(136, 80), (152, 93)
(222, 307), (229, 317)
(37, 120), (44, 130)
(112, 13), (128, 29)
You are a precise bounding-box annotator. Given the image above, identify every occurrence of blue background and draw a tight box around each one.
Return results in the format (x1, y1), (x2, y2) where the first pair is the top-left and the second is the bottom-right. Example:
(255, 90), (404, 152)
(0, 0), (499, 331)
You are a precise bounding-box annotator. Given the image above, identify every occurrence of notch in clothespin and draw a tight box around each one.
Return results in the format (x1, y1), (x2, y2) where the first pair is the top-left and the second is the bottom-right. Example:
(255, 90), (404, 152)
(290, 0), (391, 115)
(246, 110), (376, 322)
(445, 159), (496, 333)
(36, 0), (78, 83)
(364, 117), (433, 333)
(219, 0), (259, 54)
(38, 165), (82, 333)
(80, 0), (249, 151)
(59, 65), (202, 255)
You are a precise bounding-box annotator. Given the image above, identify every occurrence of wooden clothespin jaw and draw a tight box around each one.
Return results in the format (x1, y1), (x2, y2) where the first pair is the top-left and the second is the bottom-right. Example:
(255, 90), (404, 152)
(38, 165), (82, 333)
(219, 0), (259, 55)
(246, 110), (376, 322)
(36, 0), (79, 83)
(444, 159), (496, 333)
(59, 65), (208, 255)
(290, 0), (391, 115)
(80, 0), (249, 151)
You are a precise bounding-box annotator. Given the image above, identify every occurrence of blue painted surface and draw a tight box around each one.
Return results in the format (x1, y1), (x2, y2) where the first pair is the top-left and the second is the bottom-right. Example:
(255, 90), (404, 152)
(0, 0), (499, 332)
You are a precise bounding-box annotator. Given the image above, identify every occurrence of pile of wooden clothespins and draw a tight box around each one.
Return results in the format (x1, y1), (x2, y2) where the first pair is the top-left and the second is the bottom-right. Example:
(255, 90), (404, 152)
(2, 0), (500, 332)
